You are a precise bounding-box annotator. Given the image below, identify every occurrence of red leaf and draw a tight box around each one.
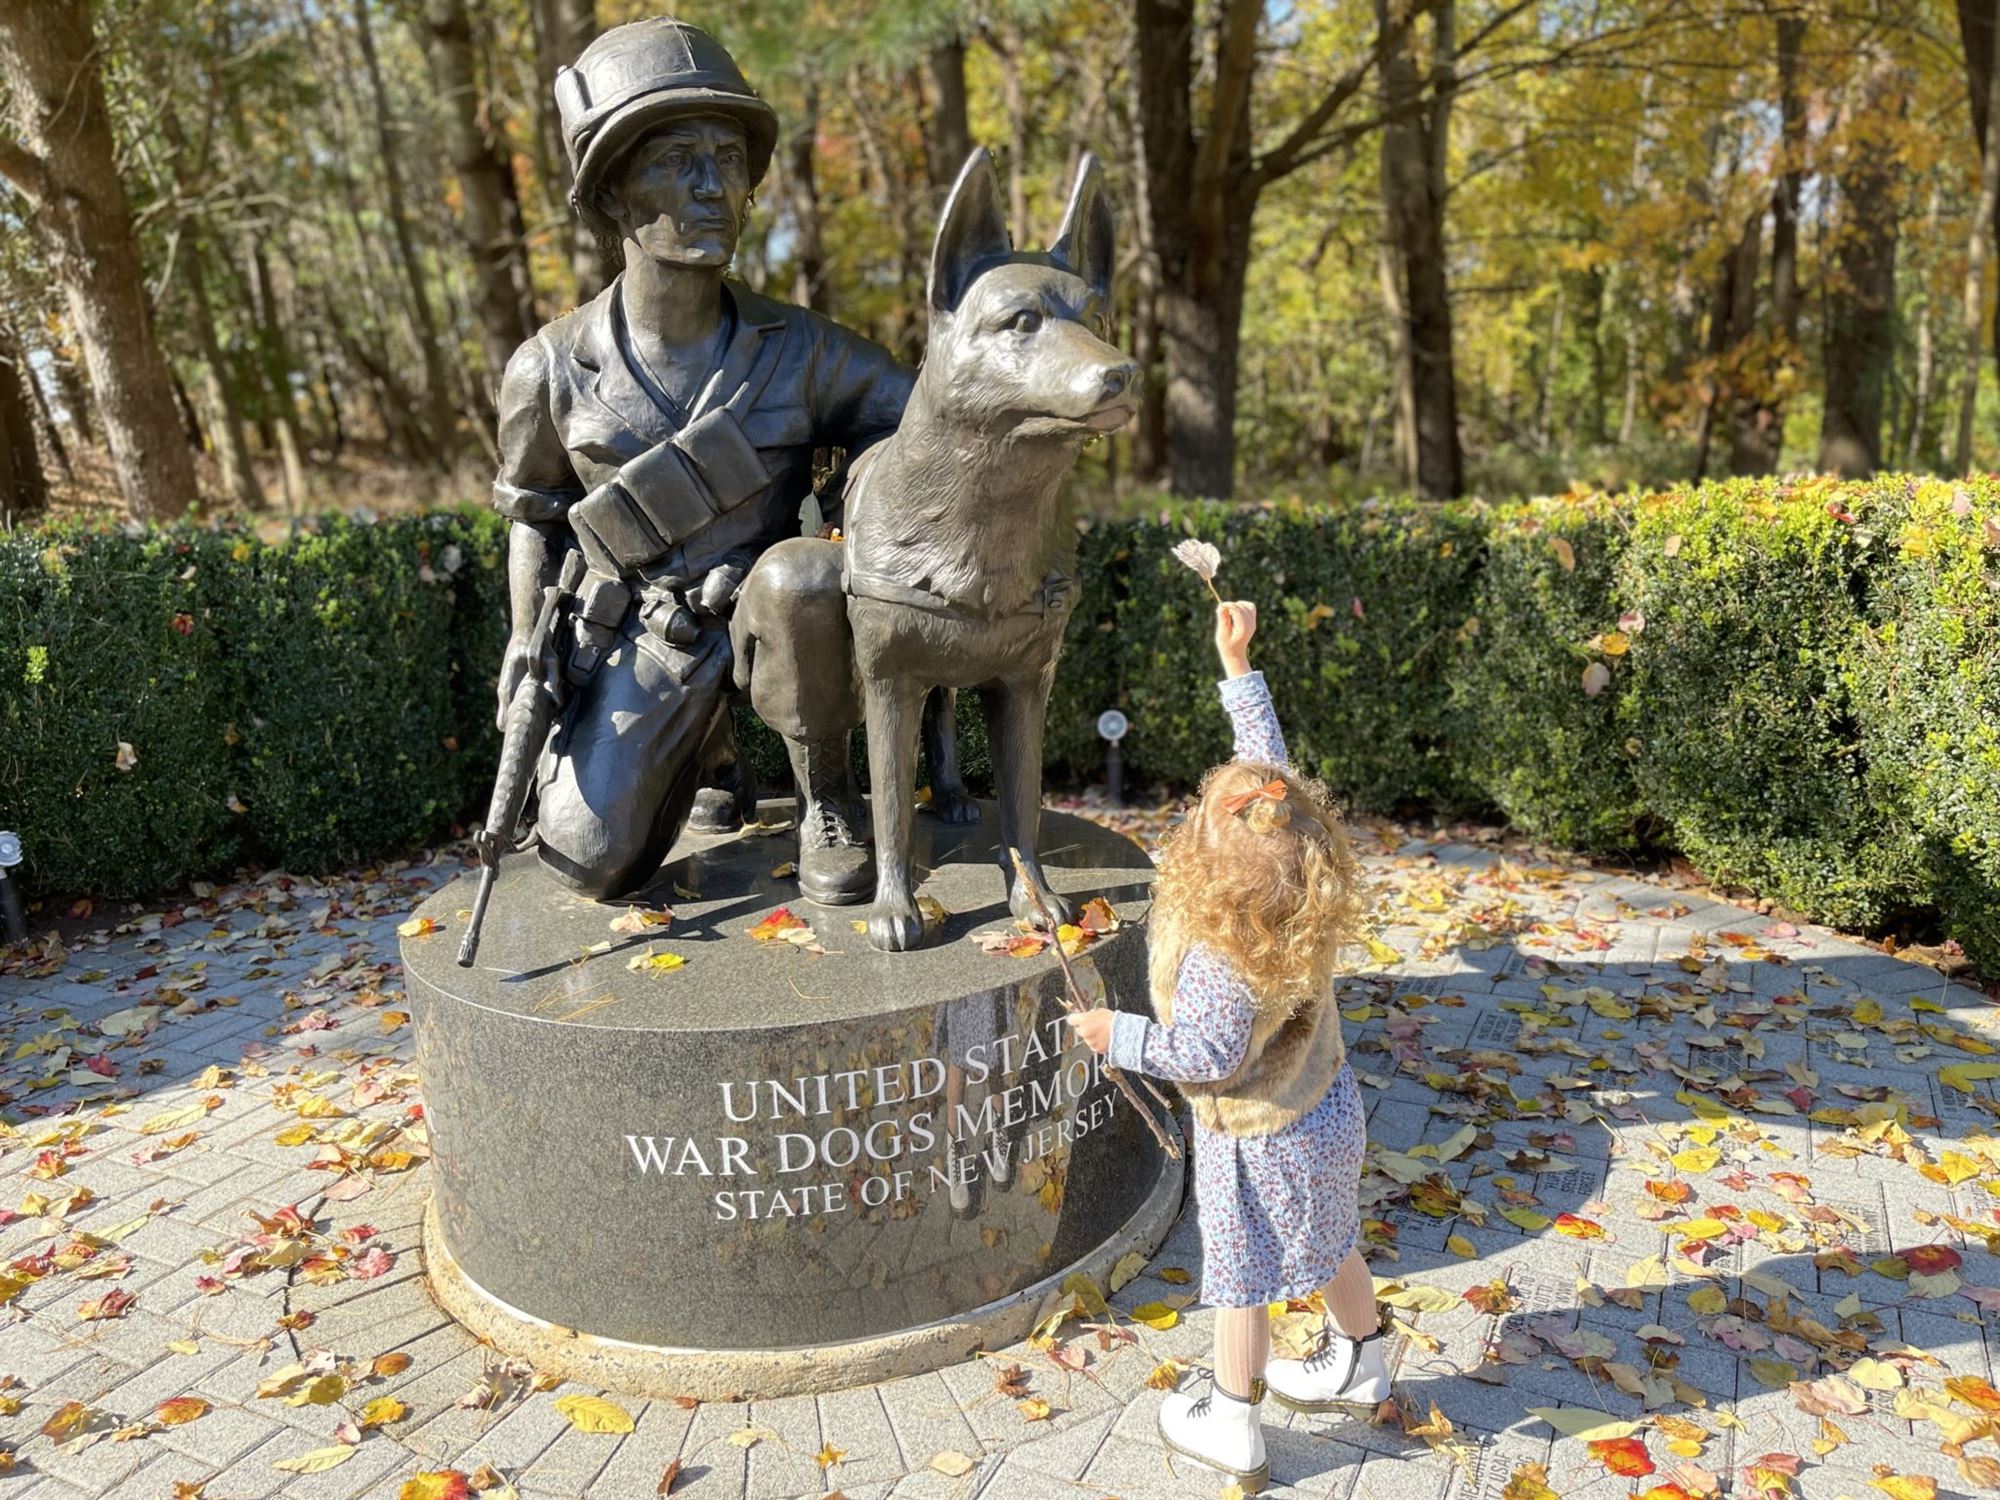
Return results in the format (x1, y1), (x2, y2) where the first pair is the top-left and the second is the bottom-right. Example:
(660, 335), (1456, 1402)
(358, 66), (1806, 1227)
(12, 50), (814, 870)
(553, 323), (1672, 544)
(1902, 1245), (1961, 1276)
(1588, 1437), (1654, 1477)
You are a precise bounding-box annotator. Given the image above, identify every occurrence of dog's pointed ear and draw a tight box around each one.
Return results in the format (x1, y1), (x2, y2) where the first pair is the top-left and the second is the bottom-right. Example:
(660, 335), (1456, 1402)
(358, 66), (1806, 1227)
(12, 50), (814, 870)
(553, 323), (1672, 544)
(1048, 153), (1113, 303)
(929, 148), (1011, 315)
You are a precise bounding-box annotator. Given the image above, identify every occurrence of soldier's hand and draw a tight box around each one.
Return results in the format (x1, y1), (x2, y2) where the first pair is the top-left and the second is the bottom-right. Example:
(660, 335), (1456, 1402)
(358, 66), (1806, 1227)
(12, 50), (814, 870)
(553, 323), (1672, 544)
(496, 631), (536, 731)
(693, 555), (751, 618)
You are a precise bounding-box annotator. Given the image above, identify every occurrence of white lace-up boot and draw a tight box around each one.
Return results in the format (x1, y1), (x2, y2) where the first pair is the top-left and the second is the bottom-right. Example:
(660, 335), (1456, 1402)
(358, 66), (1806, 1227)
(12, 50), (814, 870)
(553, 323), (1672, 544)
(1266, 1323), (1391, 1413)
(1157, 1376), (1268, 1492)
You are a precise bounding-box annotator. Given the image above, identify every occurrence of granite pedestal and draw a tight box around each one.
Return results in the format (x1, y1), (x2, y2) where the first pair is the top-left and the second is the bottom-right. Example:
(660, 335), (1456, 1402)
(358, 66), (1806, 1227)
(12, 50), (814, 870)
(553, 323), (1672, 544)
(401, 800), (1183, 1399)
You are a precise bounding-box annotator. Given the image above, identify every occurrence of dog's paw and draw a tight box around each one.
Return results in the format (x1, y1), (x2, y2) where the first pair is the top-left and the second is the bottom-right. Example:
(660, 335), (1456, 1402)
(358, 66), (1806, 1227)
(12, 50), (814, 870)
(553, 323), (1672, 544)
(927, 787), (982, 825)
(1009, 879), (1076, 929)
(867, 897), (928, 952)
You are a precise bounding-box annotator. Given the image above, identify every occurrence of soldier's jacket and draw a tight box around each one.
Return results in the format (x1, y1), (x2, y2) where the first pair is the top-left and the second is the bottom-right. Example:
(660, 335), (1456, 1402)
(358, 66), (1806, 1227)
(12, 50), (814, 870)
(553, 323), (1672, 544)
(493, 276), (913, 588)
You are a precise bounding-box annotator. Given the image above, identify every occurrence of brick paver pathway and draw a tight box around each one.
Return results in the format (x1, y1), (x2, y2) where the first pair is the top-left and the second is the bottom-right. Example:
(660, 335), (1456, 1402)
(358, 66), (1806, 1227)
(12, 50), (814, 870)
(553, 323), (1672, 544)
(2, 809), (1995, 1500)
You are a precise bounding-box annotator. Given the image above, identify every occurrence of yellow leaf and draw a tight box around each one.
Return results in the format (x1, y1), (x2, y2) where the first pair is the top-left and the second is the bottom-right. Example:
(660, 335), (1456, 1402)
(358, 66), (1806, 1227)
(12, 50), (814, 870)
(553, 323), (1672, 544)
(725, 1425), (773, 1449)
(271, 1446), (357, 1474)
(1145, 1359), (1184, 1390)
(625, 949), (687, 974)
(1867, 1475), (1938, 1500)
(358, 1396), (407, 1428)
(1131, 1301), (1179, 1331)
(138, 1101), (213, 1136)
(397, 916), (439, 939)
(283, 1375), (346, 1407)
(1939, 1063), (2000, 1093)
(815, 1443), (848, 1467)
(1447, 1234), (1477, 1258)
(1625, 1257), (1668, 1291)
(1671, 1147), (1721, 1173)
(399, 1475), (470, 1500)
(1377, 1282), (1457, 1312)
(1500, 1207), (1552, 1232)
(930, 1450), (977, 1477)
(1686, 1285), (1728, 1315)
(153, 1396), (209, 1426)
(1550, 537), (1577, 571)
(1364, 936), (1402, 966)
(1668, 1218), (1728, 1240)
(1017, 1398), (1052, 1422)
(1107, 1251), (1147, 1293)
(1847, 1358), (1904, 1391)
(274, 1124), (316, 1147)
(554, 1394), (634, 1434)
(1527, 1407), (1639, 1440)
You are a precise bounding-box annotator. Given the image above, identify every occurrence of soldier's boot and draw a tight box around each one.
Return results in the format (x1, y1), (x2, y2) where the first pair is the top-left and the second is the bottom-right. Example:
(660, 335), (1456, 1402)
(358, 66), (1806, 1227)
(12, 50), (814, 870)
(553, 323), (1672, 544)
(788, 731), (873, 906)
(689, 754), (755, 835)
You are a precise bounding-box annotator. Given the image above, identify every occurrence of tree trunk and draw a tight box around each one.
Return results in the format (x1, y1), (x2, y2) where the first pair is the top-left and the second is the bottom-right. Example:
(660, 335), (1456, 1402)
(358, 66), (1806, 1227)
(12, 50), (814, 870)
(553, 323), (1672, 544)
(994, 25), (1032, 246)
(422, 0), (536, 401)
(1536, 276), (1567, 451)
(1158, 196), (1253, 497)
(1722, 209), (1766, 476)
(351, 0), (457, 463)
(1377, 0), (1462, 498)
(0, 0), (198, 519)
(1819, 55), (1906, 478)
(1734, 12), (1807, 477)
(786, 78), (829, 313)
(925, 32), (972, 197)
(1692, 221), (1750, 483)
(531, 0), (605, 300)
(1959, 3), (2000, 471)
(1618, 309), (1642, 447)
(51, 350), (93, 447)
(1378, 205), (1417, 489)
(0, 323), (49, 523)
(19, 330), (72, 480)
(1961, 0), (1999, 391)
(177, 230), (266, 511)
(245, 237), (310, 513)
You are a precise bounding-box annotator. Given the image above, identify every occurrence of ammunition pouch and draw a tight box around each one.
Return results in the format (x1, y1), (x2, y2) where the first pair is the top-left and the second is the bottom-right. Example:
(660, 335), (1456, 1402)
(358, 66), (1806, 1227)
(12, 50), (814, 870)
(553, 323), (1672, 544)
(568, 405), (772, 577)
(564, 569), (632, 687)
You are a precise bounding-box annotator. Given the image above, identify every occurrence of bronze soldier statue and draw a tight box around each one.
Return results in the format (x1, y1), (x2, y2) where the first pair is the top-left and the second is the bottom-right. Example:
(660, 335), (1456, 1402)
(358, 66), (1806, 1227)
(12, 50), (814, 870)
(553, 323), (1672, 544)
(490, 17), (910, 909)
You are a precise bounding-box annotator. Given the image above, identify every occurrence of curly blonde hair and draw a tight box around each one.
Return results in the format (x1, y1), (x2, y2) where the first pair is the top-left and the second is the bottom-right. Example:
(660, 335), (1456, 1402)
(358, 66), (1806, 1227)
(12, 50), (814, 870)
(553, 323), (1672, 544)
(1147, 758), (1369, 1020)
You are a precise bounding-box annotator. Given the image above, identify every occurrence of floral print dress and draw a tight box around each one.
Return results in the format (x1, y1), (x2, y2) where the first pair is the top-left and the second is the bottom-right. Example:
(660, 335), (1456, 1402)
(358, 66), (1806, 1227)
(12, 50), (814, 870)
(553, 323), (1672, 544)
(1107, 671), (1367, 1308)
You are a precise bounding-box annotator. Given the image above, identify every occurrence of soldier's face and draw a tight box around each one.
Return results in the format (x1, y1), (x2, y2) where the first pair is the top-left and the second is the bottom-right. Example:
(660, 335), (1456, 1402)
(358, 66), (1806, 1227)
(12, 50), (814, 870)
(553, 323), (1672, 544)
(606, 119), (750, 267)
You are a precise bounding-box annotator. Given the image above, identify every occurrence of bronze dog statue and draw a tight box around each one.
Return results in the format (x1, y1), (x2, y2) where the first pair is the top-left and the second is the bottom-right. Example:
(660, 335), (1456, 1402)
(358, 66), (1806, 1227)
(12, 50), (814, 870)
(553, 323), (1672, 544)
(841, 149), (1137, 951)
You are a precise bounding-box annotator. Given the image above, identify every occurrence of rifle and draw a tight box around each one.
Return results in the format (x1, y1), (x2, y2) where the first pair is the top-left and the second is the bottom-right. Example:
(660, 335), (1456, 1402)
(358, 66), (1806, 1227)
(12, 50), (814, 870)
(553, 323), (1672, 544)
(457, 548), (588, 967)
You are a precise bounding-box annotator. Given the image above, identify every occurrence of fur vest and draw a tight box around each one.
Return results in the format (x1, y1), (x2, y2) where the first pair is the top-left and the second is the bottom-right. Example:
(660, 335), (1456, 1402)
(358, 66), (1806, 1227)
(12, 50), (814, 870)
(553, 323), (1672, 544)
(1152, 936), (1345, 1139)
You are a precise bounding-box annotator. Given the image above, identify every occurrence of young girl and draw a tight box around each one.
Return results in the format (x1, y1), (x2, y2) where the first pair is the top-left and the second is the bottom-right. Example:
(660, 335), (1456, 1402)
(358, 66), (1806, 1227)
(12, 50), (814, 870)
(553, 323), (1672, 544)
(1067, 599), (1387, 1493)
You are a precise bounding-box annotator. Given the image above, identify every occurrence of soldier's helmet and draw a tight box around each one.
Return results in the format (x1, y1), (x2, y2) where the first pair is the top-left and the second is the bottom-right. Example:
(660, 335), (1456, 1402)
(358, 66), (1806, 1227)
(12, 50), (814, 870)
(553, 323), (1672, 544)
(556, 18), (779, 229)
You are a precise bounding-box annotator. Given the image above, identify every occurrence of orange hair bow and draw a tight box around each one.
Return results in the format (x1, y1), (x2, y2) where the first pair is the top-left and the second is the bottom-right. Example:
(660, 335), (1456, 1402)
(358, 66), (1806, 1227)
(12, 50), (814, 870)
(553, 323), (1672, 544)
(1221, 778), (1288, 817)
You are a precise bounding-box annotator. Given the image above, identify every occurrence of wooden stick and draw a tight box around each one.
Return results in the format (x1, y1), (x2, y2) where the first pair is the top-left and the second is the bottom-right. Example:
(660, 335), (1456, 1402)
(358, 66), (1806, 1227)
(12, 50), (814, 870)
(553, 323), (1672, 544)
(1008, 848), (1182, 1162)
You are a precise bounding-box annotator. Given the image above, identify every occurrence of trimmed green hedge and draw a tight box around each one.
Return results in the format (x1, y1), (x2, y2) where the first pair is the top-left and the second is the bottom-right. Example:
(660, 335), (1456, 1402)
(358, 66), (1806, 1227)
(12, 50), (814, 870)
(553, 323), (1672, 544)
(1615, 479), (1921, 930)
(0, 511), (511, 901)
(1447, 494), (1648, 853)
(4, 478), (1998, 974)
(1855, 477), (2000, 970)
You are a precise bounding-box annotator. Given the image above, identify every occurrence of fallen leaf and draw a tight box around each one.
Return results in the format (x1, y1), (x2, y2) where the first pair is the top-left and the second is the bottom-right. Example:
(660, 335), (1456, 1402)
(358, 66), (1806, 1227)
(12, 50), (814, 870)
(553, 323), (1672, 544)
(1528, 1407), (1641, 1440)
(152, 1397), (208, 1427)
(272, 1446), (357, 1475)
(555, 1394), (634, 1434)
(1589, 1436), (1655, 1476)
(930, 1450), (977, 1477)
